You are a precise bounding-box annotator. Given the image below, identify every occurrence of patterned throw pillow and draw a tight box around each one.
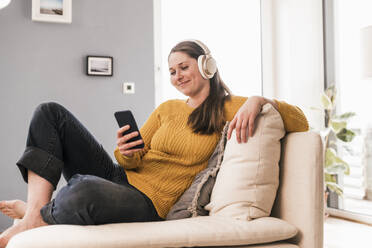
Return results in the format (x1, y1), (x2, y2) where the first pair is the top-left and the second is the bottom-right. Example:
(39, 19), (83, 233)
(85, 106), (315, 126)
(166, 123), (229, 220)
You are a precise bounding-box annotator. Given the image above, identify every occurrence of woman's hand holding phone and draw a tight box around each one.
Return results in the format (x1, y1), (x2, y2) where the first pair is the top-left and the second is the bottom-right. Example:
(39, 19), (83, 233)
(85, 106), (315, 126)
(116, 125), (144, 157)
(114, 110), (145, 157)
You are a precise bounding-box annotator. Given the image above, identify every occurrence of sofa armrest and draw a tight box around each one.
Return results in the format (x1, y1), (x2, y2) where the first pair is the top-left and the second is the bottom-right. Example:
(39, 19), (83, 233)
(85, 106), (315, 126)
(271, 131), (324, 248)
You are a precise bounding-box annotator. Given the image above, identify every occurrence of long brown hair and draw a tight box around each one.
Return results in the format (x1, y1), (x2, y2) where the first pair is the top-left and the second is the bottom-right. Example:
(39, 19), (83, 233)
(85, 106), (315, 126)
(169, 41), (231, 135)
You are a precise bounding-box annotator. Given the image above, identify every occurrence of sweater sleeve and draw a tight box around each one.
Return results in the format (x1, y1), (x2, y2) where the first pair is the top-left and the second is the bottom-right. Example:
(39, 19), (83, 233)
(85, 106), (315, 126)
(225, 96), (309, 133)
(274, 99), (309, 132)
(114, 106), (161, 169)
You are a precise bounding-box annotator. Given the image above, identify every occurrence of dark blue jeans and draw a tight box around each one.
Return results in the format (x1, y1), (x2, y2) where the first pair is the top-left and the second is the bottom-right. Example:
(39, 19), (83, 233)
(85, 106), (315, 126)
(16, 102), (162, 225)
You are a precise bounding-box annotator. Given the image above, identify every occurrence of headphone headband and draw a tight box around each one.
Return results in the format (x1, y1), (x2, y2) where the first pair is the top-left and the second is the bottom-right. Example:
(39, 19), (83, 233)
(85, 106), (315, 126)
(188, 39), (211, 55)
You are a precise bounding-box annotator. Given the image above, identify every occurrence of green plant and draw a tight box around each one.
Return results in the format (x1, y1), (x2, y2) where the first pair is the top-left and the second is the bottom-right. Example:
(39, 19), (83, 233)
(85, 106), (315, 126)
(320, 85), (356, 196)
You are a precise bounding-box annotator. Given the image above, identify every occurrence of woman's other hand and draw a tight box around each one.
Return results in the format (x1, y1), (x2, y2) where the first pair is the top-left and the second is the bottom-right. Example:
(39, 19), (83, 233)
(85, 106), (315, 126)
(116, 125), (144, 157)
(227, 96), (278, 143)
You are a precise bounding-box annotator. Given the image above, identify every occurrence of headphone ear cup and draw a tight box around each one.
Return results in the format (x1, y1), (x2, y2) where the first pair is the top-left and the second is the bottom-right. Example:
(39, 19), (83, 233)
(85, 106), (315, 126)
(204, 55), (217, 78)
(197, 55), (217, 79)
(197, 55), (209, 79)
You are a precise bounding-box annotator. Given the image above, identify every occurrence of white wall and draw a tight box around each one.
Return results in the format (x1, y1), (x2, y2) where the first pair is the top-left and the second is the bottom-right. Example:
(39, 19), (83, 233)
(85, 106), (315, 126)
(262, 0), (325, 131)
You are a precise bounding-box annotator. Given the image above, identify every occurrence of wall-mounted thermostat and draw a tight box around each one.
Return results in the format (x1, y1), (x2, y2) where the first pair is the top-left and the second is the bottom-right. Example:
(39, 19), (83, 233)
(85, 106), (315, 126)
(123, 82), (135, 94)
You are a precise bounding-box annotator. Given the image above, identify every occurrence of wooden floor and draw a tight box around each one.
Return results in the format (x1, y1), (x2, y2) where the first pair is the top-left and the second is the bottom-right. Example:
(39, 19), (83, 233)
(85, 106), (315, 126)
(324, 216), (372, 248)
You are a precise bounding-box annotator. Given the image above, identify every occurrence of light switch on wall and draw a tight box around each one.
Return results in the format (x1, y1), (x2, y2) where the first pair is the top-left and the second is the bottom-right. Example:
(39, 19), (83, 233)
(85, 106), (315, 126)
(123, 82), (135, 94)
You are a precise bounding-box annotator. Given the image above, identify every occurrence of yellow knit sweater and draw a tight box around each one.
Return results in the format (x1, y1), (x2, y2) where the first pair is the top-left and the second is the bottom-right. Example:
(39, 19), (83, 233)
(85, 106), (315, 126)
(114, 96), (309, 218)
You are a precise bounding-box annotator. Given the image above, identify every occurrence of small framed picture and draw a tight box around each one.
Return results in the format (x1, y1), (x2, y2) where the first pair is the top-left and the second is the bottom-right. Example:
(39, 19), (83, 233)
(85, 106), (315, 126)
(86, 56), (113, 76)
(32, 0), (72, 24)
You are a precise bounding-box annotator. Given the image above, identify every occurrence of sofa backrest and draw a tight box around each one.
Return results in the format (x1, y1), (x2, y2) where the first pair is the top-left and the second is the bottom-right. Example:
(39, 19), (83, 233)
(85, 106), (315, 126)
(271, 131), (324, 248)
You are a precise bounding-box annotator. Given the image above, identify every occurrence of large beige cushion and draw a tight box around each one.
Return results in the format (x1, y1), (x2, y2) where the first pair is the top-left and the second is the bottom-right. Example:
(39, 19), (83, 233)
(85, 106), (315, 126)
(8, 216), (297, 248)
(205, 103), (285, 220)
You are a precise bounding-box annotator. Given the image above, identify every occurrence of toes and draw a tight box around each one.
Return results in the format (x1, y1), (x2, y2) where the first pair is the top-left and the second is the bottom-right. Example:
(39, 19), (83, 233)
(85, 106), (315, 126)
(3, 210), (12, 215)
(1, 207), (15, 218)
(5, 211), (19, 219)
(1, 210), (8, 215)
(0, 201), (11, 210)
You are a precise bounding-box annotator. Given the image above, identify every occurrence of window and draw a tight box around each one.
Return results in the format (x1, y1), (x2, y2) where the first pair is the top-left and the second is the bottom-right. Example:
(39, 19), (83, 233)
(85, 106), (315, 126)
(325, 0), (372, 220)
(154, 0), (262, 106)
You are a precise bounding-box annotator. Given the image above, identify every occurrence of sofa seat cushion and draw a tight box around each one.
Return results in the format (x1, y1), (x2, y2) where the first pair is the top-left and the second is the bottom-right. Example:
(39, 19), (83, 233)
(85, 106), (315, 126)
(199, 243), (299, 248)
(8, 216), (298, 248)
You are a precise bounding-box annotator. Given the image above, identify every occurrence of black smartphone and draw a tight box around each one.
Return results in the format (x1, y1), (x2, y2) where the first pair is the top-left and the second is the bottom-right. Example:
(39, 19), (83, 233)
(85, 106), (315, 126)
(114, 110), (144, 149)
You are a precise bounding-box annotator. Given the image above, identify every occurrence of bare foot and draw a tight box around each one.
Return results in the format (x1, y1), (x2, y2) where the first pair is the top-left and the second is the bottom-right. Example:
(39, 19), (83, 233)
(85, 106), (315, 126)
(0, 200), (27, 219)
(0, 214), (47, 248)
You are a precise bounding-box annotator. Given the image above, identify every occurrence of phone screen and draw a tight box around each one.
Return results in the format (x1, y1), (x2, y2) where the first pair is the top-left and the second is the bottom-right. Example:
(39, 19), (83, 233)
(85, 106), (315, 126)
(114, 110), (144, 149)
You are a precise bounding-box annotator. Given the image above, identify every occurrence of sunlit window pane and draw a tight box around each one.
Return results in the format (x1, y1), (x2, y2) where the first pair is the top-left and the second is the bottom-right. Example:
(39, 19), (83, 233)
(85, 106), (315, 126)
(158, 0), (262, 105)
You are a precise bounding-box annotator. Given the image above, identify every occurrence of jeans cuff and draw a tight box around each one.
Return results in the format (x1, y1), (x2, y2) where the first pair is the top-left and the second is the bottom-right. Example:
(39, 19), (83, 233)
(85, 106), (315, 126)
(40, 201), (58, 224)
(16, 146), (64, 189)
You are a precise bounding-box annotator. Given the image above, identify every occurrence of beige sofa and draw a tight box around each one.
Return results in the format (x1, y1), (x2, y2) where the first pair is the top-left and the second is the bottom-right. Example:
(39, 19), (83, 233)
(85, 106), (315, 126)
(7, 131), (323, 248)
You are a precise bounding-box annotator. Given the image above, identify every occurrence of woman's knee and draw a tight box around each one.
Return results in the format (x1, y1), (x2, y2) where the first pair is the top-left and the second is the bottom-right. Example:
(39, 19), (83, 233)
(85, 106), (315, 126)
(34, 102), (69, 126)
(58, 174), (101, 205)
(37, 102), (63, 112)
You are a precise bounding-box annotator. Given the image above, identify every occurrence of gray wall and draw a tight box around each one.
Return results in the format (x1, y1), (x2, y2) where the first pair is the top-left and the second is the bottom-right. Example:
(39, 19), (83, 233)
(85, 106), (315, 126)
(0, 0), (154, 231)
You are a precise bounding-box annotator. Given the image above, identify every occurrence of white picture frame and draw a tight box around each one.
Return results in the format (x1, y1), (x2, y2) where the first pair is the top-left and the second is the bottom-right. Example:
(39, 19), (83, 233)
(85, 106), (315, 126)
(32, 0), (72, 24)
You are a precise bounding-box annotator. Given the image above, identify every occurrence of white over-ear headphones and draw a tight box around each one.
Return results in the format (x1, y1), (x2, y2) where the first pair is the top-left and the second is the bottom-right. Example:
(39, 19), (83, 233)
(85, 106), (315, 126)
(186, 39), (217, 80)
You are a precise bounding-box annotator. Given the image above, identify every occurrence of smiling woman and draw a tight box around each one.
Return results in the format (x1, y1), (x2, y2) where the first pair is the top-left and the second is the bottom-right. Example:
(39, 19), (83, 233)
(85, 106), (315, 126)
(168, 40), (231, 135)
(168, 52), (211, 106)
